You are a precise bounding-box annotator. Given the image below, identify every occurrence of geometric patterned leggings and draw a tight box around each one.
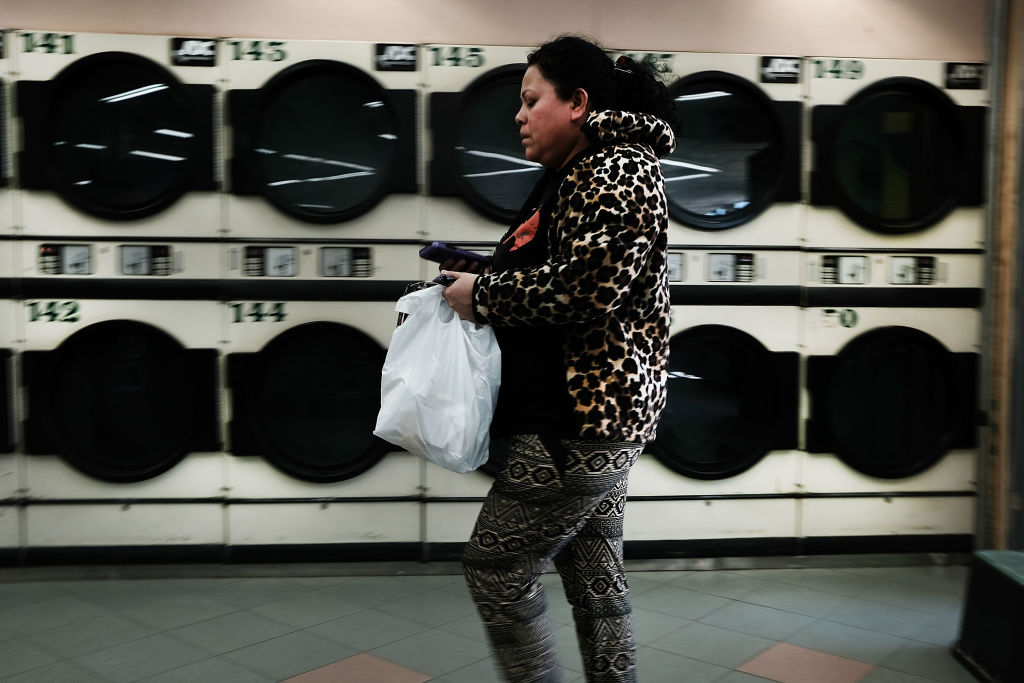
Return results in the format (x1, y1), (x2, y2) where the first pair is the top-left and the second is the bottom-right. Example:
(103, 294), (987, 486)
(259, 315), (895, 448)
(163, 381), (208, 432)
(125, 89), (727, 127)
(463, 434), (643, 683)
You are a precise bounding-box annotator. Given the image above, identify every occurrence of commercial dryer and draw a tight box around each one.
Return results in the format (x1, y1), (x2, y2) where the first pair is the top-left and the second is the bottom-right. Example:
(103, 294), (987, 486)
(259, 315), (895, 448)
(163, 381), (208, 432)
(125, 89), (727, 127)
(609, 49), (804, 248)
(800, 250), (982, 550)
(224, 38), (419, 242)
(805, 57), (987, 250)
(13, 30), (220, 238)
(223, 239), (422, 559)
(424, 44), (538, 246)
(625, 248), (803, 555)
(17, 239), (223, 555)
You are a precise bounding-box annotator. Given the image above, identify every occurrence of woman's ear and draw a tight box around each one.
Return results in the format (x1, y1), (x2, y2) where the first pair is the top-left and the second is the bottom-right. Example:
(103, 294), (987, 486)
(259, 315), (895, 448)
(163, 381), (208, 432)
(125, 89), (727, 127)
(569, 88), (590, 123)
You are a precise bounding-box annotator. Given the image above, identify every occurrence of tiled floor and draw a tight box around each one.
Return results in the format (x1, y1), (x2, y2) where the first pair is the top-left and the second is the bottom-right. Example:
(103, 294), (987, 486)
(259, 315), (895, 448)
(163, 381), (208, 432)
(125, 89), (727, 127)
(0, 559), (978, 682)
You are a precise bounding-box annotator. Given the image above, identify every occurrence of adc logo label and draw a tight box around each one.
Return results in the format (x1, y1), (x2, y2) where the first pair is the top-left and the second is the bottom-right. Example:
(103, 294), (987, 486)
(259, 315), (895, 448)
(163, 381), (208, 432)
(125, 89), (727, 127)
(376, 44), (417, 72)
(945, 63), (986, 90)
(760, 56), (801, 84)
(170, 38), (217, 67)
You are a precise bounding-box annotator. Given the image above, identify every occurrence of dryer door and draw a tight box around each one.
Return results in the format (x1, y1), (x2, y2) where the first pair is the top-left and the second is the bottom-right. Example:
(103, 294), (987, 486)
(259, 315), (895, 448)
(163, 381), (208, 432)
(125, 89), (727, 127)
(430, 64), (541, 223)
(806, 325), (978, 478)
(663, 71), (801, 230)
(22, 320), (220, 482)
(651, 324), (798, 479)
(228, 321), (390, 482)
(17, 52), (216, 220)
(811, 77), (985, 234)
(229, 59), (417, 224)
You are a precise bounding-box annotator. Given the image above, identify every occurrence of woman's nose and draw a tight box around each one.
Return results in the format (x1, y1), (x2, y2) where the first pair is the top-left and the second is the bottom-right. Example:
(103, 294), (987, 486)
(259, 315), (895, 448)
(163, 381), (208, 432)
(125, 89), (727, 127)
(514, 106), (526, 125)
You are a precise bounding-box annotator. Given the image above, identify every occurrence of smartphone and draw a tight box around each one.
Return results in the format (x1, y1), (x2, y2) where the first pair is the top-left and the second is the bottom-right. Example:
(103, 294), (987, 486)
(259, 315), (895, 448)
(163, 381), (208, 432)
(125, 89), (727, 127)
(418, 241), (492, 267)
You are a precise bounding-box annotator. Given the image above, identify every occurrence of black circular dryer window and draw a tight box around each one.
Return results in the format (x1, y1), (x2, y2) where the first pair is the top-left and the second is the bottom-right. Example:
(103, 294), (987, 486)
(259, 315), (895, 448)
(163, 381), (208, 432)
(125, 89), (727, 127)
(248, 322), (389, 482)
(248, 60), (403, 223)
(451, 65), (541, 222)
(825, 77), (966, 234)
(48, 320), (197, 482)
(36, 52), (209, 219)
(651, 325), (789, 480)
(822, 326), (959, 478)
(663, 72), (787, 230)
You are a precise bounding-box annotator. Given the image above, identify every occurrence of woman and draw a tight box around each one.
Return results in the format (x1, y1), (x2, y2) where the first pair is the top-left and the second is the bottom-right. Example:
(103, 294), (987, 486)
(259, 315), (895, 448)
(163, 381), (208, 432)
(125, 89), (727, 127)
(441, 35), (676, 683)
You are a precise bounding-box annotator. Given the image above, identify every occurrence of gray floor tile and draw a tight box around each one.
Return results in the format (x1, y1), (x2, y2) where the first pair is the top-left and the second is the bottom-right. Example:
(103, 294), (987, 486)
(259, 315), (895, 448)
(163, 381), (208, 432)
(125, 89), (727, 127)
(305, 608), (433, 650)
(713, 671), (780, 683)
(220, 630), (358, 680)
(668, 570), (768, 601)
(375, 584), (479, 627)
(76, 579), (196, 612)
(0, 596), (108, 636)
(426, 655), (503, 683)
(140, 656), (277, 682)
(632, 607), (691, 645)
(168, 610), (296, 655)
(881, 641), (980, 683)
(0, 563), (973, 683)
(72, 633), (212, 683)
(248, 589), (365, 629)
(437, 612), (491, 643)
(737, 580), (848, 619)
(195, 577), (312, 610)
(698, 600), (815, 640)
(369, 627), (492, 676)
(319, 576), (431, 608)
(823, 596), (945, 639)
(121, 590), (239, 630)
(0, 661), (111, 683)
(25, 613), (155, 659)
(861, 668), (946, 683)
(0, 636), (60, 677)
(635, 644), (734, 683)
(631, 584), (732, 621)
(648, 622), (776, 669)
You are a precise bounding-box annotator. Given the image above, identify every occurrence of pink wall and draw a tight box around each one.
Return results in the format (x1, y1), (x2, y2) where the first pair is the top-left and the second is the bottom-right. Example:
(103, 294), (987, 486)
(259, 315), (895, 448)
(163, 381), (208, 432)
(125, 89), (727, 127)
(0, 0), (989, 60)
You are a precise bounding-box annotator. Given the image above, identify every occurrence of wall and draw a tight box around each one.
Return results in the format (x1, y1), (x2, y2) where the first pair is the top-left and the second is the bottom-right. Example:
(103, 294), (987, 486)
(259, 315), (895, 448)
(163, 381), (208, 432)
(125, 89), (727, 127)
(0, 0), (988, 60)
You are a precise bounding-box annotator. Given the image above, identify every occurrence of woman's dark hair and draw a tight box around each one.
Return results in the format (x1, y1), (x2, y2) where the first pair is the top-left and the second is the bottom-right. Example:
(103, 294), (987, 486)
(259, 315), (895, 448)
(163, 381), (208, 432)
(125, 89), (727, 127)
(527, 35), (676, 128)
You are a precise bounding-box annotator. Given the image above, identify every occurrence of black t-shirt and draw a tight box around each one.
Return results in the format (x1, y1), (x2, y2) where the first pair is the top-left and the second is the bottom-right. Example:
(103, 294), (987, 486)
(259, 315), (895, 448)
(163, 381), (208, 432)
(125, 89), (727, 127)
(488, 171), (576, 439)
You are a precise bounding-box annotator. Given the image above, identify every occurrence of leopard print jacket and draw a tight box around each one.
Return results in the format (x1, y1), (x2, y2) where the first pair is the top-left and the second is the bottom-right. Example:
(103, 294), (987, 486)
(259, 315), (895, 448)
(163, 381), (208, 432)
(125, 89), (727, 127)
(472, 110), (675, 443)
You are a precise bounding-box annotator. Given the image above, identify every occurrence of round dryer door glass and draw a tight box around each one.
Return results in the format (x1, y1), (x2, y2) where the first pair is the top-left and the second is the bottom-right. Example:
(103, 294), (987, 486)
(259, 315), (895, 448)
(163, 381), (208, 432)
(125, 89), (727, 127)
(249, 322), (389, 481)
(48, 321), (200, 482)
(250, 61), (401, 223)
(452, 66), (541, 221)
(828, 78), (964, 233)
(821, 326), (960, 478)
(663, 72), (784, 230)
(39, 53), (208, 219)
(651, 325), (791, 479)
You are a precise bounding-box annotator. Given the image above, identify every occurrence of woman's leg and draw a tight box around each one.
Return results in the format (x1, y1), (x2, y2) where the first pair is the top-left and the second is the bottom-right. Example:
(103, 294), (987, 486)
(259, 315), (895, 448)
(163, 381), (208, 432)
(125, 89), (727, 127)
(553, 473), (636, 682)
(462, 435), (640, 683)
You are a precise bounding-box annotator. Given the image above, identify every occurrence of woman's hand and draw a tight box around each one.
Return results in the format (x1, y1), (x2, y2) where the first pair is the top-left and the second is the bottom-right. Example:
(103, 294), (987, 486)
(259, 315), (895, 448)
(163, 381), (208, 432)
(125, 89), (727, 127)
(440, 270), (479, 322)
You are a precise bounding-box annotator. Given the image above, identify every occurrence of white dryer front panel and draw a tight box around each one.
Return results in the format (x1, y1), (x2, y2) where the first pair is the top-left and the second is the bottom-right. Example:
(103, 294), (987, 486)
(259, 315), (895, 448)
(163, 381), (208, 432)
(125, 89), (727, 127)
(613, 50), (804, 247)
(13, 31), (221, 238)
(805, 57), (988, 250)
(224, 39), (420, 241)
(424, 44), (535, 245)
(223, 242), (420, 544)
(801, 305), (980, 538)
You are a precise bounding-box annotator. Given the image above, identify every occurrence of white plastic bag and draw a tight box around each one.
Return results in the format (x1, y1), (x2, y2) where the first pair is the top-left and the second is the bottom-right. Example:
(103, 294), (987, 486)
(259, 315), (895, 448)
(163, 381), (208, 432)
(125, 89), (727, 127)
(374, 285), (501, 473)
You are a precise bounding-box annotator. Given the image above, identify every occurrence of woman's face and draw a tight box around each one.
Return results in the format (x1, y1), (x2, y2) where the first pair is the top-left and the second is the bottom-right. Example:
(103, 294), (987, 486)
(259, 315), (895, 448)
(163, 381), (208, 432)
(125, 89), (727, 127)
(515, 65), (587, 169)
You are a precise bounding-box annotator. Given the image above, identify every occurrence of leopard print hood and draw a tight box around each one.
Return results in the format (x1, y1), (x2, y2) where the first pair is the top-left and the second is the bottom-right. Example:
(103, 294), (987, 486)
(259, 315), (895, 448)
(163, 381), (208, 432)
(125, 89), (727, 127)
(582, 110), (676, 159)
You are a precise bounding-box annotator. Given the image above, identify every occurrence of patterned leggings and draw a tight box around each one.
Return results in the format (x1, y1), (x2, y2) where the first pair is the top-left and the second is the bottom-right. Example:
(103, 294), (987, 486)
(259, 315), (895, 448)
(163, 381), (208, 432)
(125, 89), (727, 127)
(463, 434), (642, 683)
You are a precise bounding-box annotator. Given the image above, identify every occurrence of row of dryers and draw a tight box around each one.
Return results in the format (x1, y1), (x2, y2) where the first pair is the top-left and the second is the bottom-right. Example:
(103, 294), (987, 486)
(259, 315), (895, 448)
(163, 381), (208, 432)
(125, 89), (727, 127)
(0, 31), (988, 251)
(0, 30), (987, 558)
(0, 240), (981, 556)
